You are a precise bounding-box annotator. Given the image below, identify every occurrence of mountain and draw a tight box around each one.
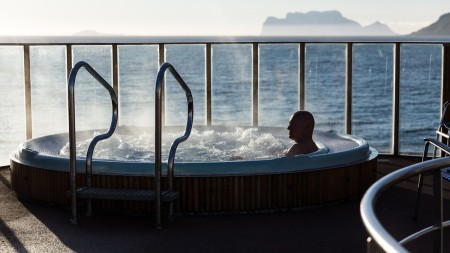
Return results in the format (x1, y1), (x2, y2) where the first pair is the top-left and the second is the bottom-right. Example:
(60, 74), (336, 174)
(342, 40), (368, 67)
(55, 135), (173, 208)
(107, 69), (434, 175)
(364, 22), (396, 35)
(410, 13), (450, 36)
(261, 10), (397, 36)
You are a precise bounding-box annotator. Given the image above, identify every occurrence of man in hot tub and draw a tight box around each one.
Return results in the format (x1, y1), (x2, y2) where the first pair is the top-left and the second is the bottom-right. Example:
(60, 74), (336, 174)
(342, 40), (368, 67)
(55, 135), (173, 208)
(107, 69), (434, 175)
(284, 110), (319, 156)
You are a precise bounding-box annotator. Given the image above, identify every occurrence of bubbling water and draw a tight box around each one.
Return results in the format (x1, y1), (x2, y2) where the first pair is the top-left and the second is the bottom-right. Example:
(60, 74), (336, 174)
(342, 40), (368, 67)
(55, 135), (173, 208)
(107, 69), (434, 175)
(59, 127), (292, 162)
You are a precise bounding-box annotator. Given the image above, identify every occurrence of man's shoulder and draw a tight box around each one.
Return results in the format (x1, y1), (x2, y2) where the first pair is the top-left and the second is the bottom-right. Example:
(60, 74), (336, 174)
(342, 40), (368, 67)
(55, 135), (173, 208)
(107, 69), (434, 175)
(286, 142), (318, 156)
(285, 143), (303, 156)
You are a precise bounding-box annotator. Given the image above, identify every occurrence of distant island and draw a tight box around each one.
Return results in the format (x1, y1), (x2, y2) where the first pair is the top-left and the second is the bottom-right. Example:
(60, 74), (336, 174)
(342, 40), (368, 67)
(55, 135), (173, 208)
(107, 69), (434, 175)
(261, 10), (396, 36)
(73, 10), (450, 37)
(261, 10), (450, 36)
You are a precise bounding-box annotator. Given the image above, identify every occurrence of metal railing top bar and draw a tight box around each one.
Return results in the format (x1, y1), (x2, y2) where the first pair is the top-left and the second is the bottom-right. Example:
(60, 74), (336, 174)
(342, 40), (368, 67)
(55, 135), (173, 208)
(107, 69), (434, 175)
(1, 35), (450, 45)
(360, 156), (450, 253)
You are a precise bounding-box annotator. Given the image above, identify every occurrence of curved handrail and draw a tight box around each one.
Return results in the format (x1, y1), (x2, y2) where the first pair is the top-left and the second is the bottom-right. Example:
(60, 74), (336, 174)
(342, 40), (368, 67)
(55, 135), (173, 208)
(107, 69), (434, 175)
(68, 61), (118, 224)
(360, 156), (450, 253)
(155, 62), (194, 228)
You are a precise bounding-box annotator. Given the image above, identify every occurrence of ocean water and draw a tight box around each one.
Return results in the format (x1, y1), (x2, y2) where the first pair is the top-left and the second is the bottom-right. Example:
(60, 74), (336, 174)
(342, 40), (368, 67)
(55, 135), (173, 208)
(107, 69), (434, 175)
(0, 43), (443, 164)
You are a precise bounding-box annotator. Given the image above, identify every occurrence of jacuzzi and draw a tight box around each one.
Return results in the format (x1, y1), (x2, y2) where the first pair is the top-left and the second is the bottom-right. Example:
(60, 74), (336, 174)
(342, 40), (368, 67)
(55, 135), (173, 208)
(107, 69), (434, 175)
(10, 126), (378, 214)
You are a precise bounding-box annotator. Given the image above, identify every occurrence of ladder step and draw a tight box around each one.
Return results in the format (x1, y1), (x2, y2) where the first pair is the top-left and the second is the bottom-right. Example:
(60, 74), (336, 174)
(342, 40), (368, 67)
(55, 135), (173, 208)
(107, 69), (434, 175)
(67, 187), (179, 202)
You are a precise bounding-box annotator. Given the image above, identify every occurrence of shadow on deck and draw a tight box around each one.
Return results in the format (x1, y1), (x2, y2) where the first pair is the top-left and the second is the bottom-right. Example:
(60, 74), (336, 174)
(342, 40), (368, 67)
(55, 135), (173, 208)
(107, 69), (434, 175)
(0, 155), (448, 253)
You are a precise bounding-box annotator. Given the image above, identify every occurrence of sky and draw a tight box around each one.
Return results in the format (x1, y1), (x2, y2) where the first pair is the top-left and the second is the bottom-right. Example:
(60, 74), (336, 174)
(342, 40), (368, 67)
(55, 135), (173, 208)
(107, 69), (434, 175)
(0, 0), (449, 36)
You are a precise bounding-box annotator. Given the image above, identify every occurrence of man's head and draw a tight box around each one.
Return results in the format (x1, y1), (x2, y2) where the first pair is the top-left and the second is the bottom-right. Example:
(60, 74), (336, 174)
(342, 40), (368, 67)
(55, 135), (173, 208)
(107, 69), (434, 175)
(287, 111), (315, 143)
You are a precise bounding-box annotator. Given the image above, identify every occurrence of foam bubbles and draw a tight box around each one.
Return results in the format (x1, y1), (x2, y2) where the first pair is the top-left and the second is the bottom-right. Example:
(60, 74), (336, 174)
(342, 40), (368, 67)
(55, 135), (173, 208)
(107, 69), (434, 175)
(59, 127), (292, 162)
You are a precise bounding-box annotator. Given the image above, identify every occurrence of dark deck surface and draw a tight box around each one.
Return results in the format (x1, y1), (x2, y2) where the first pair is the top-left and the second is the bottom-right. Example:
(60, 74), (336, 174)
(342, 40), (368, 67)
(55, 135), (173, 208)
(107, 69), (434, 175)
(1, 155), (449, 253)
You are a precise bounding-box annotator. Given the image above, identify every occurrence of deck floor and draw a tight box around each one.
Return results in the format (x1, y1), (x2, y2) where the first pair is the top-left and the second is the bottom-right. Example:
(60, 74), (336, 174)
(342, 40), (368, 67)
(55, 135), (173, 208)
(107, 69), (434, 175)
(1, 155), (449, 253)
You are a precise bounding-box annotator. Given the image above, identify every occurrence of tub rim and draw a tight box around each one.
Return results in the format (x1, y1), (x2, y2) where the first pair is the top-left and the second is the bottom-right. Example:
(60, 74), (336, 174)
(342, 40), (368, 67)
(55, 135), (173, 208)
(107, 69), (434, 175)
(10, 126), (378, 177)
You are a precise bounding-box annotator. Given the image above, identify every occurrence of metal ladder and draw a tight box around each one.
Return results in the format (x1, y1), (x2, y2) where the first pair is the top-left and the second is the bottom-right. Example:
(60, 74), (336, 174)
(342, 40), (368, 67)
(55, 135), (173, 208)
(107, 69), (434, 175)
(67, 61), (193, 229)
(155, 62), (193, 228)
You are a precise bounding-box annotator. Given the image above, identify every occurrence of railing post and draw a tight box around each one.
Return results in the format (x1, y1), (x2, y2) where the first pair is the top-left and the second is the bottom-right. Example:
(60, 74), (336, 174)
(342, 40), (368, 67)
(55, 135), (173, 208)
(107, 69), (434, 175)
(159, 43), (165, 126)
(346, 42), (353, 135)
(442, 44), (450, 121)
(112, 44), (119, 106)
(299, 43), (305, 111)
(24, 45), (32, 140)
(392, 43), (401, 156)
(206, 43), (212, 125)
(252, 43), (259, 126)
(66, 45), (72, 78)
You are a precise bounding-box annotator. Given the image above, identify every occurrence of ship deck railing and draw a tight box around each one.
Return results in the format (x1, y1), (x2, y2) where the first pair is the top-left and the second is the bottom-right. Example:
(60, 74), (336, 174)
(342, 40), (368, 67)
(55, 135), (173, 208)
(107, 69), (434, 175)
(1, 35), (450, 166)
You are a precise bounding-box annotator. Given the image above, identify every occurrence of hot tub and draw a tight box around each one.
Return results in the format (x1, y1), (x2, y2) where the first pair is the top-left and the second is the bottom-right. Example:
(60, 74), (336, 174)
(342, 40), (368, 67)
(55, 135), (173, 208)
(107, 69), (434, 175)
(10, 126), (378, 214)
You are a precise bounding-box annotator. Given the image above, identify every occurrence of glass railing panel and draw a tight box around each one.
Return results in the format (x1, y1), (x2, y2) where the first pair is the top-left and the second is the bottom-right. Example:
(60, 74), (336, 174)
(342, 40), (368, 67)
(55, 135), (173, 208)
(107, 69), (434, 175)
(72, 45), (113, 131)
(0, 46), (25, 165)
(30, 46), (67, 137)
(118, 45), (158, 127)
(211, 44), (252, 126)
(259, 44), (299, 127)
(352, 44), (394, 154)
(165, 44), (206, 126)
(0, 39), (448, 166)
(305, 44), (346, 132)
(399, 44), (442, 155)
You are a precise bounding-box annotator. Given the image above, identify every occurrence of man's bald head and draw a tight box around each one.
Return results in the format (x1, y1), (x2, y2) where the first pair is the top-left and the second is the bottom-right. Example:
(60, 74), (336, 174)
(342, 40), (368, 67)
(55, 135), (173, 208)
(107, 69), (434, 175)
(292, 111), (315, 130)
(285, 110), (319, 156)
(288, 111), (315, 143)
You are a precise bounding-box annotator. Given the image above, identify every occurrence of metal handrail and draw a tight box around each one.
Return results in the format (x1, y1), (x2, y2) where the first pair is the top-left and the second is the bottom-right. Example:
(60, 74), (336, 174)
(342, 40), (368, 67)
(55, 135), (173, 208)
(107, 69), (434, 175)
(2, 35), (450, 45)
(68, 61), (119, 225)
(155, 62), (194, 229)
(360, 156), (450, 253)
